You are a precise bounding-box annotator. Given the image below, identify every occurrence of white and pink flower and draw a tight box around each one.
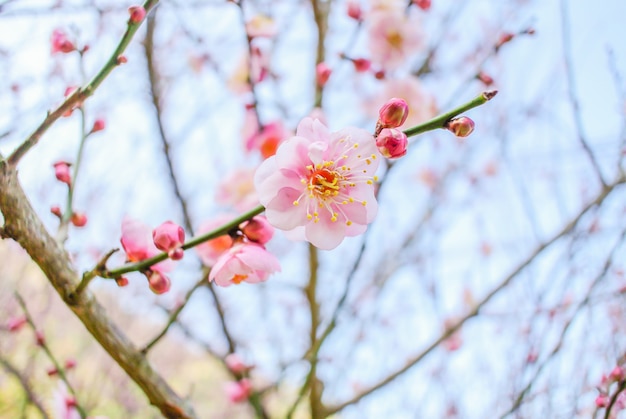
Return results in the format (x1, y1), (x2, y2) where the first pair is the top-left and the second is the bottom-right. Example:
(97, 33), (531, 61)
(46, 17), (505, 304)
(367, 10), (423, 69)
(255, 117), (380, 250)
(209, 242), (280, 287)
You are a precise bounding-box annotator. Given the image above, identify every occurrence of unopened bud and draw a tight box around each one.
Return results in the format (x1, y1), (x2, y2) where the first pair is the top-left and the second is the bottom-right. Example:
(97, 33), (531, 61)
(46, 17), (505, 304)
(446, 116), (475, 137)
(115, 276), (129, 287)
(71, 212), (88, 227)
(595, 394), (610, 408)
(64, 359), (77, 370)
(413, 0), (431, 11)
(316, 62), (332, 87)
(51, 206), (62, 218)
(240, 216), (274, 245)
(35, 331), (45, 346)
(128, 6), (146, 24)
(378, 98), (409, 128)
(225, 353), (249, 374)
(117, 55), (128, 65)
(168, 248), (184, 260)
(153, 221), (185, 258)
(376, 128), (408, 159)
(147, 270), (171, 295)
(7, 316), (27, 332)
(352, 58), (371, 73)
(477, 71), (493, 86)
(610, 366), (624, 382)
(53, 161), (72, 185)
(346, 1), (362, 20)
(91, 118), (105, 133)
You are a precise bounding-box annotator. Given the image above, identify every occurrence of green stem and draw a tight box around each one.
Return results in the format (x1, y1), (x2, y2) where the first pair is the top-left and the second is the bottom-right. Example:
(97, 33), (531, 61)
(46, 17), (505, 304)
(101, 205), (265, 278)
(7, 0), (160, 167)
(403, 90), (497, 138)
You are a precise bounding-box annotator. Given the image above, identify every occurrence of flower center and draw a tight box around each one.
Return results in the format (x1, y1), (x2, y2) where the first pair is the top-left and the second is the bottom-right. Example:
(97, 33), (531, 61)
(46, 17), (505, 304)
(310, 166), (341, 197)
(232, 274), (248, 284)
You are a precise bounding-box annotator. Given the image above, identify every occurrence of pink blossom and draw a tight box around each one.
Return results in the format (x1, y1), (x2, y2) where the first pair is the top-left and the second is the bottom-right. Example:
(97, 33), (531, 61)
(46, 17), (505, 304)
(91, 118), (105, 133)
(245, 120), (290, 159)
(225, 353), (249, 374)
(595, 394), (609, 408)
(153, 221), (185, 259)
(224, 379), (252, 403)
(7, 316), (27, 332)
(53, 161), (72, 185)
(255, 117), (380, 250)
(240, 216), (274, 245)
(209, 243), (280, 287)
(215, 168), (260, 212)
(120, 217), (172, 271)
(195, 215), (236, 266)
(51, 29), (75, 54)
(376, 128), (408, 158)
(367, 10), (423, 69)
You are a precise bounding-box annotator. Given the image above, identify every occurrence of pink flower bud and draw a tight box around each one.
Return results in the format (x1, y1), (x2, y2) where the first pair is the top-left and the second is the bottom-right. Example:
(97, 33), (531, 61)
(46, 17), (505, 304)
(376, 128), (408, 159)
(413, 0), (431, 10)
(353, 58), (371, 73)
(91, 118), (105, 133)
(446, 116), (475, 137)
(117, 55), (128, 65)
(115, 276), (129, 287)
(374, 70), (386, 80)
(53, 161), (72, 185)
(224, 379), (252, 403)
(64, 359), (76, 370)
(316, 62), (332, 87)
(225, 353), (248, 374)
(147, 270), (171, 294)
(346, 1), (362, 20)
(610, 366), (625, 382)
(51, 206), (62, 218)
(35, 331), (45, 346)
(51, 29), (75, 54)
(496, 32), (515, 49)
(71, 212), (88, 227)
(128, 6), (146, 24)
(7, 316), (27, 332)
(378, 98), (409, 128)
(596, 394), (610, 408)
(47, 367), (59, 376)
(240, 216), (274, 245)
(168, 248), (184, 260)
(153, 221), (185, 258)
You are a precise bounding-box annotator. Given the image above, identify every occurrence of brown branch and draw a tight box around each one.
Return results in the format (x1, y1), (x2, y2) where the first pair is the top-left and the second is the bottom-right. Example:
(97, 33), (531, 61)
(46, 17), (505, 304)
(324, 176), (626, 416)
(0, 163), (196, 419)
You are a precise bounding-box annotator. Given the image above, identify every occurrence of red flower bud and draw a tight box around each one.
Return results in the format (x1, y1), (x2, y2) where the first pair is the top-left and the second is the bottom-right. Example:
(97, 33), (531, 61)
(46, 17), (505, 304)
(346, 1), (362, 21)
(51, 29), (75, 54)
(352, 58), (371, 73)
(413, 0), (431, 11)
(376, 128), (408, 159)
(53, 161), (72, 185)
(71, 212), (88, 227)
(115, 276), (129, 287)
(477, 71), (494, 86)
(50, 206), (63, 218)
(446, 116), (475, 137)
(128, 6), (146, 24)
(91, 118), (105, 133)
(117, 55), (128, 65)
(7, 316), (27, 332)
(378, 98), (409, 128)
(35, 331), (45, 346)
(316, 62), (332, 87)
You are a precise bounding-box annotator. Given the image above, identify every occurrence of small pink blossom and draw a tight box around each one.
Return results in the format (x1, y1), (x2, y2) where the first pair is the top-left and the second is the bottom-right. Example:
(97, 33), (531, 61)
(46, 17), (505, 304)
(367, 77), (437, 128)
(216, 168), (260, 212)
(240, 216), (274, 245)
(413, 0), (431, 10)
(352, 58), (371, 73)
(376, 128), (408, 158)
(255, 117), (380, 250)
(51, 29), (75, 54)
(367, 11), (423, 69)
(128, 5), (146, 24)
(246, 121), (290, 159)
(595, 394), (609, 408)
(446, 116), (475, 137)
(224, 379), (252, 403)
(120, 217), (172, 271)
(610, 365), (625, 382)
(54, 161), (72, 185)
(209, 243), (280, 287)
(346, 1), (362, 20)
(378, 97), (409, 128)
(316, 62), (332, 87)
(195, 215), (236, 266)
(153, 221), (185, 260)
